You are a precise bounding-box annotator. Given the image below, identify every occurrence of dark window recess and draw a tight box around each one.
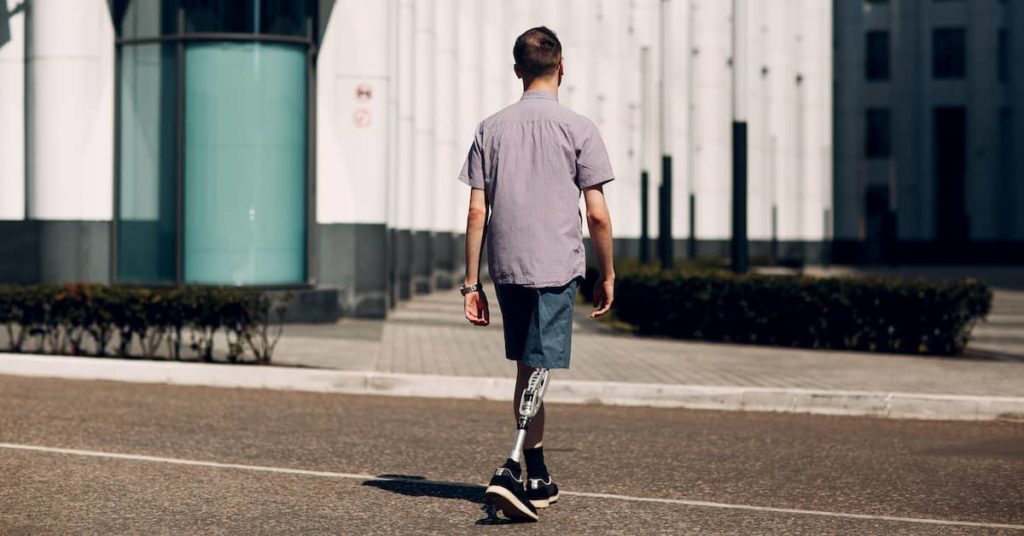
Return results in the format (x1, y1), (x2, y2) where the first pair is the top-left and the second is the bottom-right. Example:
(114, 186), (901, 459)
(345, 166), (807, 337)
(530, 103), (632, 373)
(934, 107), (969, 242)
(998, 29), (1009, 83)
(865, 108), (891, 158)
(866, 30), (890, 81)
(933, 28), (966, 79)
(184, 0), (315, 36)
(998, 108), (1013, 236)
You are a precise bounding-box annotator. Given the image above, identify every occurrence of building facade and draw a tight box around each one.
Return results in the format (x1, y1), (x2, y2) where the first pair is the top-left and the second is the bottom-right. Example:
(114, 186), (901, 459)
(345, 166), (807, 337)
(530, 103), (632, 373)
(834, 0), (1024, 263)
(0, 0), (833, 318)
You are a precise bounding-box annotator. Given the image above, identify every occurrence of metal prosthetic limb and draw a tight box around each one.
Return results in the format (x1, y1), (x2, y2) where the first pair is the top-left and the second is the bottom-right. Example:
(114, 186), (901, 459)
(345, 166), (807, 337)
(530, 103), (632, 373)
(508, 368), (550, 463)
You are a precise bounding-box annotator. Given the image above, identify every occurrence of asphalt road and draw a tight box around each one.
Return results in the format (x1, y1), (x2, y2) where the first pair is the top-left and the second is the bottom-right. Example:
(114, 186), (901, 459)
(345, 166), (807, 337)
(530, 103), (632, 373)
(0, 375), (1022, 535)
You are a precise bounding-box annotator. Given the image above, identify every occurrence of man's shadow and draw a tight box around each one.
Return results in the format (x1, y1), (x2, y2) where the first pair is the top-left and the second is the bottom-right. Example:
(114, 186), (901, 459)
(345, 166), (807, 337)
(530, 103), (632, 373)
(361, 475), (523, 525)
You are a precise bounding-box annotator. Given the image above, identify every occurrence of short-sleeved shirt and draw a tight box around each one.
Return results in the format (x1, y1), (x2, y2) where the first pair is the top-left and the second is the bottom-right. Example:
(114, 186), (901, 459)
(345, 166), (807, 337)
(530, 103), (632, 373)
(458, 89), (614, 288)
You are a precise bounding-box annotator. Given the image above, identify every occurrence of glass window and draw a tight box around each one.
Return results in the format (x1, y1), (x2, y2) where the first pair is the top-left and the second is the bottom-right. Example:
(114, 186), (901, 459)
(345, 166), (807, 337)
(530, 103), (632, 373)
(866, 31), (890, 81)
(113, 0), (178, 39)
(117, 43), (179, 283)
(933, 27), (966, 79)
(183, 42), (307, 285)
(183, 0), (313, 36)
(865, 108), (891, 158)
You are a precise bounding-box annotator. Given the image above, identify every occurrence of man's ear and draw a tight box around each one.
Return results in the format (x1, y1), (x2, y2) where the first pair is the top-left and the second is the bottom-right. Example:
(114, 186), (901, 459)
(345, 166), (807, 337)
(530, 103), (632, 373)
(558, 59), (564, 76)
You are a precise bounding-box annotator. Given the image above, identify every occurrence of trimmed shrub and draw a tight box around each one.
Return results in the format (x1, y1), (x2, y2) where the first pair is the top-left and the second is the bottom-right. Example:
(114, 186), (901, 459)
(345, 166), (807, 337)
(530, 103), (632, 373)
(0, 284), (289, 364)
(584, 264), (992, 356)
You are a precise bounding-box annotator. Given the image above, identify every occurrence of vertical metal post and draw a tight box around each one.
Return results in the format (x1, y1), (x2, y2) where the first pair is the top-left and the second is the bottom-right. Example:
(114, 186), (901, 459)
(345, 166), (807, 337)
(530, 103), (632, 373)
(175, 6), (185, 284)
(640, 171), (650, 263)
(111, 42), (120, 283)
(688, 193), (696, 258)
(730, 0), (749, 274)
(640, 46), (651, 264)
(658, 0), (673, 270)
(771, 204), (778, 262)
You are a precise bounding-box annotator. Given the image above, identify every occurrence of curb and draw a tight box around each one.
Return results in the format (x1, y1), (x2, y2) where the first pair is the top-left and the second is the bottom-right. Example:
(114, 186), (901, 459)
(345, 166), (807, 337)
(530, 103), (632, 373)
(1, 354), (1022, 422)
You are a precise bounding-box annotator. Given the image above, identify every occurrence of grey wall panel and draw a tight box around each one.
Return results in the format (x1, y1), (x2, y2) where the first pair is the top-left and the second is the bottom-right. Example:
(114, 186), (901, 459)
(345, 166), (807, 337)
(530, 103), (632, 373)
(317, 222), (388, 318)
(411, 229), (432, 294)
(431, 230), (454, 289)
(38, 221), (111, 283)
(394, 229), (412, 300)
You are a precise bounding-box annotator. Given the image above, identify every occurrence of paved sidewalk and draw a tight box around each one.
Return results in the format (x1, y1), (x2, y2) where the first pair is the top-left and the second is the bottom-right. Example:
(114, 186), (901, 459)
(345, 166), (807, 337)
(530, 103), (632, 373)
(3, 269), (1020, 420)
(272, 284), (1024, 398)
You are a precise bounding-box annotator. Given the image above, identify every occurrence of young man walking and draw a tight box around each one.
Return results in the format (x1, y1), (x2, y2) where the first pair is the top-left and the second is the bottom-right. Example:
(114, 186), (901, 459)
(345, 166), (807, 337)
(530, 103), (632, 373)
(457, 26), (616, 522)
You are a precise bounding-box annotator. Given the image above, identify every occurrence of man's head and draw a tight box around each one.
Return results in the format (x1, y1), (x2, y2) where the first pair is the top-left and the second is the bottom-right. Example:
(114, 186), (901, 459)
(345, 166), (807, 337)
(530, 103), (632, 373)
(513, 26), (563, 83)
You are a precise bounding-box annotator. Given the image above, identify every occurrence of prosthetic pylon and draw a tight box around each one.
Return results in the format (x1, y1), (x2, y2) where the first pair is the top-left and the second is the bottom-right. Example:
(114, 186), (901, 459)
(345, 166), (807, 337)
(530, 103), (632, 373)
(508, 368), (550, 463)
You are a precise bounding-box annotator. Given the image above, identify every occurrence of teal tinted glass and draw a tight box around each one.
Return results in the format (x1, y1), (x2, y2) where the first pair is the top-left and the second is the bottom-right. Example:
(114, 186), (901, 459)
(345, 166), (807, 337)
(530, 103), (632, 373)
(113, 0), (178, 39)
(117, 43), (178, 283)
(183, 42), (306, 284)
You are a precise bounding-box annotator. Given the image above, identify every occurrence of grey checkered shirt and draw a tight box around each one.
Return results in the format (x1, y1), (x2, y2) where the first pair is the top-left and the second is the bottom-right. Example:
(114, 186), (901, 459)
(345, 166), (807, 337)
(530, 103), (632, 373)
(458, 89), (615, 288)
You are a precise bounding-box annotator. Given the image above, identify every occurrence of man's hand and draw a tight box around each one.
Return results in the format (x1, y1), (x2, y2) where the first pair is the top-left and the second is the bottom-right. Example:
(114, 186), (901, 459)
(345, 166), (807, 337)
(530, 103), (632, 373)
(590, 276), (614, 318)
(464, 290), (490, 326)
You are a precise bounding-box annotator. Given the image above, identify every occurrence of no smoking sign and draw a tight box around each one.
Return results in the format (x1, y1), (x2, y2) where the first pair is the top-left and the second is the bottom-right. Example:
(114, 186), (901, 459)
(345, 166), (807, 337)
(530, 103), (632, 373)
(353, 107), (372, 128)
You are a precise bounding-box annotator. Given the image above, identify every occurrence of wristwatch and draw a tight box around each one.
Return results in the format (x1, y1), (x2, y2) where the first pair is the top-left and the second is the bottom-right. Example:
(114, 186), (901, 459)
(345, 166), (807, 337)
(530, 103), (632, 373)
(460, 282), (482, 295)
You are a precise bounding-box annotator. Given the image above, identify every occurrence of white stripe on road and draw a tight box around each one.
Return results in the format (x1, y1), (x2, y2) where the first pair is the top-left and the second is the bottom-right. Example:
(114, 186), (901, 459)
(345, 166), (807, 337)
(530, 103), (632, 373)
(2, 442), (1022, 531)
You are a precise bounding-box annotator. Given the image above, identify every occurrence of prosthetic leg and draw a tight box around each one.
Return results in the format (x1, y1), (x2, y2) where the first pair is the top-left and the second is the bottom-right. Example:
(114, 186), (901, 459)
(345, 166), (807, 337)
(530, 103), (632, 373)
(509, 368), (550, 462)
(484, 368), (550, 521)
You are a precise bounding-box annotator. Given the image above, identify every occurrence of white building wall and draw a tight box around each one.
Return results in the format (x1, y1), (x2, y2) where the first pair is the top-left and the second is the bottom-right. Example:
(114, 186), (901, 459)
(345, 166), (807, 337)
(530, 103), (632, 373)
(27, 0), (114, 220)
(316, 0), (390, 225)
(412, 0), (435, 232)
(395, 0), (414, 231)
(0, 0), (25, 220)
(451, 0), (479, 234)
(432, 0), (456, 234)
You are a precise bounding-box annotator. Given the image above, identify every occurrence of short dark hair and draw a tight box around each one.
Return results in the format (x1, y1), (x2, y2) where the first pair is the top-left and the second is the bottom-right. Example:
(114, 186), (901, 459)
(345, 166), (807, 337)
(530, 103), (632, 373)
(513, 26), (562, 77)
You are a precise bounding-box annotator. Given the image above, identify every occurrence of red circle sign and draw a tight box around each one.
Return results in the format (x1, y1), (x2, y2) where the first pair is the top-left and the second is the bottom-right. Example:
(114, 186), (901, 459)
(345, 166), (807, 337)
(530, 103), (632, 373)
(353, 108), (372, 128)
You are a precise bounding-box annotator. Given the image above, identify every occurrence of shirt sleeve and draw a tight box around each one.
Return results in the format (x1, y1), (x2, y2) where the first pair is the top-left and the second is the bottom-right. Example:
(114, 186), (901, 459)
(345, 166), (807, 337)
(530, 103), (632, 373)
(575, 119), (615, 189)
(457, 124), (486, 189)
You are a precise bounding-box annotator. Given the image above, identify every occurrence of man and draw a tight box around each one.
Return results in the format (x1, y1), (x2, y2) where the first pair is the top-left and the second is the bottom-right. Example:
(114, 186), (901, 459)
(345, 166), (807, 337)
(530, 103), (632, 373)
(457, 26), (615, 522)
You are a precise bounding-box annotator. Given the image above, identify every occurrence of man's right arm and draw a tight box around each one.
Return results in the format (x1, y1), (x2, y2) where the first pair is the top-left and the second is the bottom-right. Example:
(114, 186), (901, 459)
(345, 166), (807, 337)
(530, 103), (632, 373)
(583, 184), (614, 318)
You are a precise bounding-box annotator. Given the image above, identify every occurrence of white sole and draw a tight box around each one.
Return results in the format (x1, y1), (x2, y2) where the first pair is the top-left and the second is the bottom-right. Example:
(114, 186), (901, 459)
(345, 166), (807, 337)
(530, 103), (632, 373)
(530, 492), (560, 509)
(485, 485), (539, 521)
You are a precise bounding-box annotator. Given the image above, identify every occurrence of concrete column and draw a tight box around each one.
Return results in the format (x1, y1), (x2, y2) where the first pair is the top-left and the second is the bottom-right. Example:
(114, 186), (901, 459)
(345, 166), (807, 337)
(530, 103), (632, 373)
(25, 0), (114, 283)
(411, 0), (435, 294)
(0, 0), (25, 221)
(452, 0), (481, 282)
(395, 0), (415, 299)
(431, 0), (456, 289)
(316, 0), (391, 317)
(692, 0), (732, 250)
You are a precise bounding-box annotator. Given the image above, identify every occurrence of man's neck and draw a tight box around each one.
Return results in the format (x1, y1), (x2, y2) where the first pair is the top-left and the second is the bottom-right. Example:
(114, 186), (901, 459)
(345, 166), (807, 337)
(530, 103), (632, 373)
(522, 80), (558, 99)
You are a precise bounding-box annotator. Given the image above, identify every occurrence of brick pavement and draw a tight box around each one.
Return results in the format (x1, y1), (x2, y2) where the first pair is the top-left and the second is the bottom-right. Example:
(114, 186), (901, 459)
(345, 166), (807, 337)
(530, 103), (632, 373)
(273, 285), (1024, 398)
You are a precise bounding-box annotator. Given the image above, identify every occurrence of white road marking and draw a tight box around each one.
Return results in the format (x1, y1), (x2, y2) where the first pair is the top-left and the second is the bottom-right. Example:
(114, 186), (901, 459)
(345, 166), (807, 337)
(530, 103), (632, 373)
(2, 442), (1022, 531)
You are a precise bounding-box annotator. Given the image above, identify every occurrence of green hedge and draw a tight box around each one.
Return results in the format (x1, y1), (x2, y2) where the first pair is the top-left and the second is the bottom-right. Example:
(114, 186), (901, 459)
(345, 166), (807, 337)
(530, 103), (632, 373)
(583, 263), (992, 356)
(0, 284), (289, 364)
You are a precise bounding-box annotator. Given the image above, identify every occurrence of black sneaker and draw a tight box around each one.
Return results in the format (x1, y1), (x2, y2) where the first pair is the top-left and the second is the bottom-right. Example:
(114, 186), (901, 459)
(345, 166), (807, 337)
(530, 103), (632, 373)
(484, 460), (539, 522)
(526, 477), (560, 508)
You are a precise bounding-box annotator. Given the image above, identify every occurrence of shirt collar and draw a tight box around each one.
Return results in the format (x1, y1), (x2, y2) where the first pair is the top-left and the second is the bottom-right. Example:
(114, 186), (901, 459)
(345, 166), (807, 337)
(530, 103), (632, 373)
(521, 89), (558, 102)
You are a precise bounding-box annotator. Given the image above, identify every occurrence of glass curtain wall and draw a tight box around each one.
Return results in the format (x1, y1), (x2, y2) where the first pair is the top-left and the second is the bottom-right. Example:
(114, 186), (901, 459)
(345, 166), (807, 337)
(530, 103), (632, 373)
(118, 43), (178, 283)
(183, 42), (306, 284)
(114, 0), (314, 286)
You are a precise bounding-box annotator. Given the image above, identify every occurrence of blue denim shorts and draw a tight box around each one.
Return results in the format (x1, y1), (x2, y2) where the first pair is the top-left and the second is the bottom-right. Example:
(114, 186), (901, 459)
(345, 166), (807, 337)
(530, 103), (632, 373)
(494, 276), (581, 369)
